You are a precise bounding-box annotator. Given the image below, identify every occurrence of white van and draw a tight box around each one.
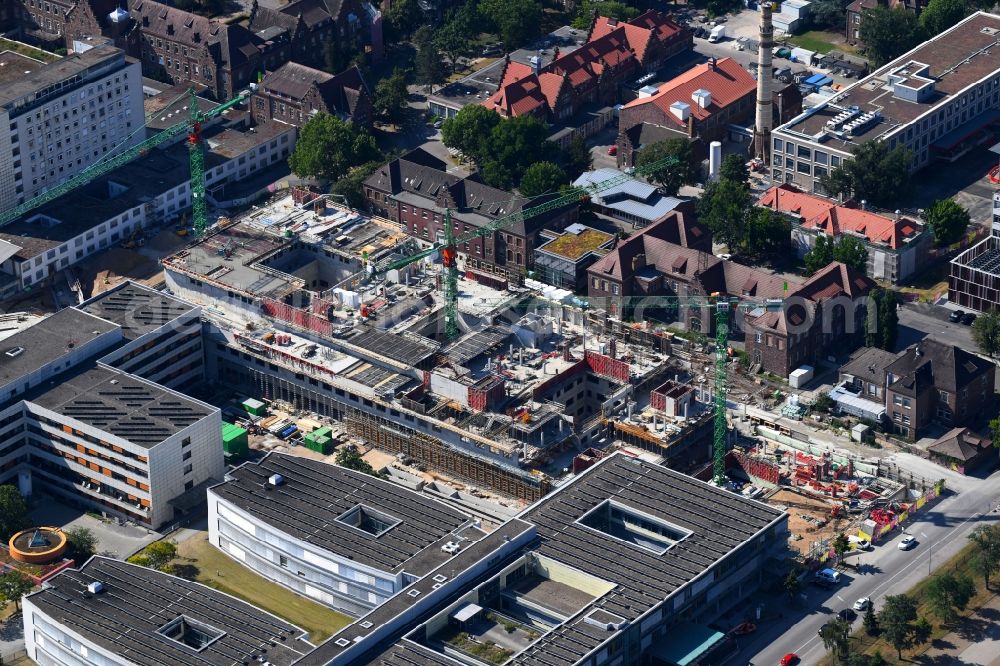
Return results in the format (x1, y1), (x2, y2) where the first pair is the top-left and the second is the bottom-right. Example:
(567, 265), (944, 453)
(815, 568), (841, 586)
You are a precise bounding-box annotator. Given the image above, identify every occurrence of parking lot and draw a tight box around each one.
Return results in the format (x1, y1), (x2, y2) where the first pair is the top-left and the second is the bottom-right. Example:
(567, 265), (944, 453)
(897, 302), (976, 353)
(29, 497), (158, 560)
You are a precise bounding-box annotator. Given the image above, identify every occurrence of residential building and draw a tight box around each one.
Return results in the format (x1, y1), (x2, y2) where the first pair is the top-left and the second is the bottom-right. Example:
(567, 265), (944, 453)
(759, 184), (930, 283)
(533, 223), (616, 291)
(128, 0), (288, 101)
(771, 12), (1000, 192)
(208, 452), (478, 616)
(586, 218), (783, 329)
(573, 168), (703, 231)
(0, 119), (294, 295)
(23, 557), (314, 666)
(616, 57), (757, 166)
(9, 0), (132, 49)
(24, 454), (788, 666)
(363, 149), (579, 282)
(248, 0), (373, 70)
(0, 285), (223, 528)
(743, 262), (875, 378)
(884, 339), (994, 440)
(846, 0), (929, 46)
(251, 61), (372, 128)
(948, 191), (1000, 312)
(0, 45), (144, 213)
(485, 12), (691, 124)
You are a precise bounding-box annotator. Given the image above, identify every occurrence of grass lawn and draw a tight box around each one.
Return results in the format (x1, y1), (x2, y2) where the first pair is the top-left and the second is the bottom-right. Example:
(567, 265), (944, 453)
(785, 31), (855, 55)
(172, 533), (351, 643)
(0, 37), (61, 63)
(897, 260), (950, 302)
(818, 541), (994, 664)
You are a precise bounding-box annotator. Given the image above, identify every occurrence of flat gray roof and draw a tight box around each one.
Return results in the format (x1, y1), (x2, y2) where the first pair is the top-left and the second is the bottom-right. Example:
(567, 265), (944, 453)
(27, 557), (313, 666)
(211, 453), (472, 575)
(0, 308), (119, 390)
(0, 45), (126, 111)
(79, 282), (198, 340)
(30, 365), (213, 447)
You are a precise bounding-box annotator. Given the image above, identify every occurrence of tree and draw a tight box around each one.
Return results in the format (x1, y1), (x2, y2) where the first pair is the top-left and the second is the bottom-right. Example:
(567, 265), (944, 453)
(698, 179), (754, 250)
(783, 569), (801, 599)
(833, 533), (851, 563)
(571, 0), (639, 29)
(809, 0), (849, 29)
(414, 27), (446, 91)
(442, 105), (501, 163)
(833, 236), (869, 274)
(561, 135), (592, 180)
(972, 310), (1000, 358)
(288, 113), (381, 182)
(866, 288), (898, 351)
(805, 236), (835, 275)
(331, 160), (383, 210)
(0, 571), (33, 612)
(335, 446), (378, 476)
(991, 415), (1000, 449)
(925, 198), (970, 247)
(814, 392), (834, 413)
(819, 617), (851, 665)
(859, 7), (925, 67)
(636, 138), (692, 196)
(920, 0), (971, 35)
(385, 0), (424, 40)
(0, 485), (29, 540)
(480, 115), (551, 188)
(878, 594), (918, 659)
(146, 541), (178, 570)
(434, 14), (472, 69)
(744, 207), (790, 263)
(519, 161), (567, 196)
(926, 572), (975, 625)
(373, 68), (409, 124)
(820, 140), (913, 208)
(479, 0), (542, 49)
(912, 617), (933, 646)
(719, 153), (749, 185)
(863, 602), (880, 636)
(64, 526), (98, 559)
(968, 524), (1000, 589)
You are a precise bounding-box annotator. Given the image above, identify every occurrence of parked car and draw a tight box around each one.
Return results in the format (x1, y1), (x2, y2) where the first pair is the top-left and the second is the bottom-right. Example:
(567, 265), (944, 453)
(949, 310), (964, 322)
(961, 312), (977, 325)
(853, 597), (871, 611)
(781, 654), (799, 666)
(898, 534), (917, 550)
(837, 609), (856, 621)
(607, 145), (618, 156)
(848, 535), (872, 551)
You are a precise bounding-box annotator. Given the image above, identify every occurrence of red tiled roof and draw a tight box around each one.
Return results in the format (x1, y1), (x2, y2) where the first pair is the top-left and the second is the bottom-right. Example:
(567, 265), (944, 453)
(622, 57), (755, 126)
(760, 184), (923, 249)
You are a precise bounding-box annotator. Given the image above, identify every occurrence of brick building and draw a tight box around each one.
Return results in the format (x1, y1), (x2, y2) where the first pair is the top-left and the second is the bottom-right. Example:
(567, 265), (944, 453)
(743, 262), (875, 378)
(9, 0), (132, 50)
(484, 11), (690, 123)
(248, 0), (369, 70)
(364, 149), (579, 281)
(759, 184), (930, 283)
(846, 0), (928, 45)
(129, 0), (288, 100)
(616, 57), (756, 167)
(251, 61), (372, 128)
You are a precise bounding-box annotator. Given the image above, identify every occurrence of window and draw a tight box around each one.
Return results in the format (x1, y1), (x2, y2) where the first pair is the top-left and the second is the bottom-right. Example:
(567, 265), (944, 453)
(939, 390), (949, 403)
(797, 145), (811, 159)
(182, 451), (192, 461)
(183, 464), (193, 474)
(773, 138), (783, 152)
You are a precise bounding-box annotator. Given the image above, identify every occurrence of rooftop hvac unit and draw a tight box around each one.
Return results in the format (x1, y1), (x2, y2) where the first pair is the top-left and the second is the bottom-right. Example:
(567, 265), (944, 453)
(87, 581), (104, 594)
(268, 474), (284, 486)
(826, 106), (860, 130)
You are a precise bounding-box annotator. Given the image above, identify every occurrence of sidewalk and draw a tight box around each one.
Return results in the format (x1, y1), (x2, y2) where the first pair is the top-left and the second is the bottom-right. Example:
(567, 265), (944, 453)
(917, 593), (1000, 665)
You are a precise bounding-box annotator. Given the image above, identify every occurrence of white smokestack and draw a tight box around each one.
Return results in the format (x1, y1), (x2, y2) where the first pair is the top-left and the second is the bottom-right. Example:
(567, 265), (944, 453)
(753, 2), (775, 163)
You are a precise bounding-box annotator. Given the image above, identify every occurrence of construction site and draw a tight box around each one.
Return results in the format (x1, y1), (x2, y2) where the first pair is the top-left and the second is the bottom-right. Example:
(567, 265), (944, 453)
(157, 191), (734, 505)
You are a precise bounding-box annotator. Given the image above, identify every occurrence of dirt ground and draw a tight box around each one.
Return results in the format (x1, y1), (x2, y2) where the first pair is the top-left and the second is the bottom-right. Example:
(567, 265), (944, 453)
(76, 228), (190, 297)
(768, 488), (853, 555)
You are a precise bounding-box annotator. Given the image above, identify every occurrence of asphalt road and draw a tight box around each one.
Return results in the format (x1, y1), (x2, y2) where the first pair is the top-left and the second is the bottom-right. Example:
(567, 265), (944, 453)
(739, 465), (1000, 666)
(896, 303), (974, 353)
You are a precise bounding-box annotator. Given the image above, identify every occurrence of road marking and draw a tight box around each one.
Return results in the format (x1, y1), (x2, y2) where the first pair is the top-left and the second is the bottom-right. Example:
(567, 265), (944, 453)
(789, 502), (986, 660)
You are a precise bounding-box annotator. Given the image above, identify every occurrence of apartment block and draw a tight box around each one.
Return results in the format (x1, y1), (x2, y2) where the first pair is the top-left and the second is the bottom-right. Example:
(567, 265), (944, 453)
(948, 191), (1000, 312)
(0, 45), (144, 213)
(771, 12), (1000, 193)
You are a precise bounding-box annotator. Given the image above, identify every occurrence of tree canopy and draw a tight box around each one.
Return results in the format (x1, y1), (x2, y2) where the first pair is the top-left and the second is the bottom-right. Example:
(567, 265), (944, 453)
(127, 541), (178, 572)
(331, 160), (383, 209)
(571, 0), (639, 29)
(820, 140), (913, 208)
(288, 113), (381, 182)
(336, 446), (378, 476)
(519, 161), (567, 196)
(877, 594), (919, 659)
(925, 198), (970, 247)
(479, 0), (542, 49)
(434, 9), (473, 67)
(859, 7), (925, 67)
(971, 310), (1000, 358)
(919, 0), (972, 35)
(384, 0), (424, 40)
(865, 288), (899, 351)
(698, 179), (755, 251)
(0, 484), (29, 541)
(65, 526), (98, 559)
(442, 105), (502, 163)
(925, 572), (975, 625)
(743, 208), (791, 264)
(969, 524), (1000, 589)
(804, 235), (867, 274)
(414, 27), (447, 90)
(719, 153), (749, 185)
(373, 68), (409, 123)
(809, 0), (849, 29)
(481, 115), (552, 189)
(636, 138), (693, 196)
(819, 617), (852, 665)
(0, 571), (33, 612)
(562, 135), (592, 180)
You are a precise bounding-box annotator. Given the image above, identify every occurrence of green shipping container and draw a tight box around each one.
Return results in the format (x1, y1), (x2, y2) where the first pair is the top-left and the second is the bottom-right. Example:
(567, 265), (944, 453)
(222, 423), (249, 457)
(305, 435), (333, 455)
(242, 398), (267, 416)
